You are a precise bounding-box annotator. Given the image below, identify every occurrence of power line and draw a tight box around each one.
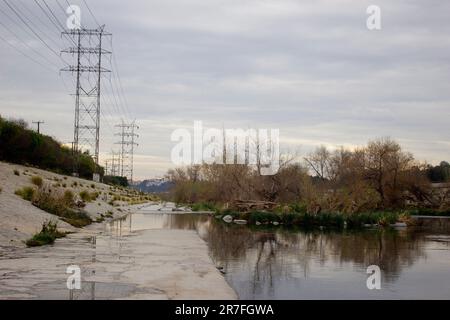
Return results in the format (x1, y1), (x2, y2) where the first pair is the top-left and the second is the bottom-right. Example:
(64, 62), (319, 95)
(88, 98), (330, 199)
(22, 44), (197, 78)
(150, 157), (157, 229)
(2, 0), (68, 64)
(16, 0), (60, 38)
(110, 39), (133, 120)
(101, 83), (125, 126)
(111, 60), (132, 119)
(82, 0), (100, 27)
(0, 16), (57, 70)
(2, 0), (135, 177)
(77, 1), (133, 122)
(105, 73), (129, 120)
(0, 32), (55, 72)
(40, 0), (66, 30)
(31, 0), (80, 52)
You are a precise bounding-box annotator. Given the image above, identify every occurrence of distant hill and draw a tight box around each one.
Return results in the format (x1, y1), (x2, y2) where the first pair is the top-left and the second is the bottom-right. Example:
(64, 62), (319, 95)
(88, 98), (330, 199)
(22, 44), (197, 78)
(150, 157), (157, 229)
(131, 178), (173, 193)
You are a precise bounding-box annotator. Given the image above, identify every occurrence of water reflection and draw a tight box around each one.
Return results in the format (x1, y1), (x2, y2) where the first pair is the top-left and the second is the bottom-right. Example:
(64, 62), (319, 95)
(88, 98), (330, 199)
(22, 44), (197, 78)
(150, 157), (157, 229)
(107, 212), (210, 235)
(108, 211), (450, 299)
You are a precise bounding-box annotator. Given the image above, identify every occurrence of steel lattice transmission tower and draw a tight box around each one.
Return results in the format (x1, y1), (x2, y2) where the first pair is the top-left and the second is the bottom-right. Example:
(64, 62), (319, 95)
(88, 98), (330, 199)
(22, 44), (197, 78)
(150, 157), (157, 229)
(115, 120), (139, 183)
(61, 26), (112, 178)
(105, 150), (120, 176)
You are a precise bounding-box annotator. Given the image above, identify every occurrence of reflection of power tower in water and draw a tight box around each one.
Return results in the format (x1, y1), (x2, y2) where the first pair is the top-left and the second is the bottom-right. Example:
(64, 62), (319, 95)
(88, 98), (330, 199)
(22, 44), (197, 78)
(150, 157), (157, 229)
(61, 26), (112, 178)
(115, 120), (139, 183)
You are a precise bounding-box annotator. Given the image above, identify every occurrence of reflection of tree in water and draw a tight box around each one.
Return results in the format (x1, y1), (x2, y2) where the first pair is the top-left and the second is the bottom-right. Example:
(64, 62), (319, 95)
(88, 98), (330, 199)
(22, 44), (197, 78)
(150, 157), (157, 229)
(202, 222), (254, 262)
(314, 229), (427, 282)
(204, 222), (429, 295)
(202, 224), (287, 297)
(162, 214), (210, 230)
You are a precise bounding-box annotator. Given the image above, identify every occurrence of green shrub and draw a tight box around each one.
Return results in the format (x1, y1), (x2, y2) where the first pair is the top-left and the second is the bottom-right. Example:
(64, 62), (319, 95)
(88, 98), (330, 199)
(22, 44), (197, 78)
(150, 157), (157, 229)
(105, 211), (113, 217)
(15, 186), (35, 201)
(62, 190), (75, 206)
(248, 211), (281, 224)
(0, 117), (103, 179)
(90, 191), (100, 201)
(30, 176), (43, 187)
(103, 175), (128, 187)
(26, 221), (66, 247)
(191, 202), (217, 212)
(79, 190), (91, 202)
(95, 216), (105, 223)
(289, 202), (308, 214)
(32, 188), (92, 227)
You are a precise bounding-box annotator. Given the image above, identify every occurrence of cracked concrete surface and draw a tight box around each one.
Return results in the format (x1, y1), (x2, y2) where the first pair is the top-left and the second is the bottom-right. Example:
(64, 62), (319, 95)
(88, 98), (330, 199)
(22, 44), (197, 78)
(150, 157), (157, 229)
(0, 205), (237, 300)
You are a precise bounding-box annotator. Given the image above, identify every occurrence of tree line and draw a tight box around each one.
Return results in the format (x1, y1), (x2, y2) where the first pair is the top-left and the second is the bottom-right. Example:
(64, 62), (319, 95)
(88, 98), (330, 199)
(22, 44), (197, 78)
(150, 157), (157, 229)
(0, 116), (102, 179)
(166, 137), (449, 213)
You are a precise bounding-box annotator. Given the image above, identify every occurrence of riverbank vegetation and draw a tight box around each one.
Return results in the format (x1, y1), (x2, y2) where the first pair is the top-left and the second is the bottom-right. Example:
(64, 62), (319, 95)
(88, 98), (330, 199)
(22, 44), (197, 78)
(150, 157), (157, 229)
(167, 137), (450, 228)
(15, 182), (92, 228)
(103, 175), (129, 187)
(216, 209), (415, 229)
(26, 221), (66, 247)
(32, 185), (93, 227)
(0, 116), (102, 179)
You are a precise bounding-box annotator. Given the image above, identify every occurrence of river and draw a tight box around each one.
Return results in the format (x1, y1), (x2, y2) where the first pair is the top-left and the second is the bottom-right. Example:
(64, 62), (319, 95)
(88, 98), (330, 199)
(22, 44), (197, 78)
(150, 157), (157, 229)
(112, 206), (450, 299)
(1, 204), (450, 299)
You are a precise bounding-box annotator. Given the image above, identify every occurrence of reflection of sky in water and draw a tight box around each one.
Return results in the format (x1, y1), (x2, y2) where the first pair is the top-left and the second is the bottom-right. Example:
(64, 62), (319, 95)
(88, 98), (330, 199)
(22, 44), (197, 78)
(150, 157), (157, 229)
(109, 211), (450, 300)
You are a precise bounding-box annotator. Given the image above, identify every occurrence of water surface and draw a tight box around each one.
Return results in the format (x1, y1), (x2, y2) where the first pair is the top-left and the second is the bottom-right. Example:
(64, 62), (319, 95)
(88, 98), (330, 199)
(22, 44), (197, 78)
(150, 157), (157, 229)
(111, 207), (450, 300)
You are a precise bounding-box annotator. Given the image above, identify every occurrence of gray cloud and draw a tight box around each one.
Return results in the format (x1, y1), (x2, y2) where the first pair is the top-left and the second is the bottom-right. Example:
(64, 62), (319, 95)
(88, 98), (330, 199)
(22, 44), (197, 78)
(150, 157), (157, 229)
(1, 0), (449, 178)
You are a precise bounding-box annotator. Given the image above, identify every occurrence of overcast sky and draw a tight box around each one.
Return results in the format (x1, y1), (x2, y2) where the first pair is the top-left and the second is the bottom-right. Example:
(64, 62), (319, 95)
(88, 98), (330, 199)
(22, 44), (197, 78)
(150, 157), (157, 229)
(1, 0), (449, 179)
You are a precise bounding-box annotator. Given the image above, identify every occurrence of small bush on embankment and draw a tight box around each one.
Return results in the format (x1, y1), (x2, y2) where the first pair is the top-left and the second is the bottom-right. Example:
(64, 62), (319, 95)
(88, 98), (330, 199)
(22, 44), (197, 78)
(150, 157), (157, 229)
(32, 187), (92, 228)
(15, 186), (36, 201)
(79, 190), (99, 202)
(26, 221), (66, 247)
(30, 176), (43, 187)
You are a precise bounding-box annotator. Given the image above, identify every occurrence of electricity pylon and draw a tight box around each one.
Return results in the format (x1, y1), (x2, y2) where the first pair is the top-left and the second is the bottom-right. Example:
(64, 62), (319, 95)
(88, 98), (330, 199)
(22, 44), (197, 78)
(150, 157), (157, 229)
(115, 120), (139, 183)
(61, 26), (111, 177)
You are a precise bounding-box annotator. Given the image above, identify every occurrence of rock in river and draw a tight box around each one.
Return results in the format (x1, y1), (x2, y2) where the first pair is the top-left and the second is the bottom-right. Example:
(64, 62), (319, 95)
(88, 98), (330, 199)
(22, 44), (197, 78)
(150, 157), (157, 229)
(222, 215), (233, 223)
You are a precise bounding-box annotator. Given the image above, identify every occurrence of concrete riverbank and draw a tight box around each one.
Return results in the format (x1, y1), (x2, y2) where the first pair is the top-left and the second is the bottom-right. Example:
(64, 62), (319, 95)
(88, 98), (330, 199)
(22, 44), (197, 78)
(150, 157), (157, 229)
(0, 206), (237, 299)
(0, 162), (236, 299)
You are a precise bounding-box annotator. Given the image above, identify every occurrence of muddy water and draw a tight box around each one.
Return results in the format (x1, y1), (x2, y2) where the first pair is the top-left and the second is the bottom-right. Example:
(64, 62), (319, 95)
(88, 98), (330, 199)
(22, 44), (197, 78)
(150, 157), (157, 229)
(114, 207), (450, 299)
